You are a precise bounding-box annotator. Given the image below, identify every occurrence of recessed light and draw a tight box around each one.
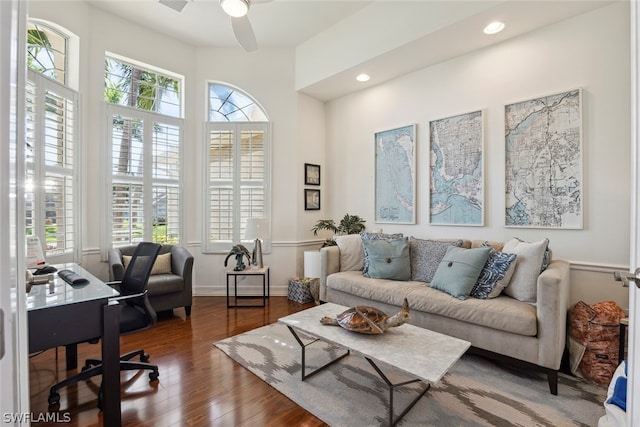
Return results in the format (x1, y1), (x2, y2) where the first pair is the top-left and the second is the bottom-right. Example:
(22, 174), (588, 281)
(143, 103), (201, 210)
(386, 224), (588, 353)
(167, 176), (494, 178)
(483, 21), (505, 35)
(356, 73), (370, 82)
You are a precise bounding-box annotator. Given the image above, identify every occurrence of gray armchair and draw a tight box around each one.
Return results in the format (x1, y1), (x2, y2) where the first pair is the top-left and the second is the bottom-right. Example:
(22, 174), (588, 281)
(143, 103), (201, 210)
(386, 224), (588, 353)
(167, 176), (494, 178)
(109, 243), (194, 316)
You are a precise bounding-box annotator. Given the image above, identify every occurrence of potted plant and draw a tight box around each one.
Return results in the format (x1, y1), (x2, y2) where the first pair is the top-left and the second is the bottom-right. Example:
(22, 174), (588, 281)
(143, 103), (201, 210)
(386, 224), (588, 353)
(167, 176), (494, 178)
(311, 214), (366, 246)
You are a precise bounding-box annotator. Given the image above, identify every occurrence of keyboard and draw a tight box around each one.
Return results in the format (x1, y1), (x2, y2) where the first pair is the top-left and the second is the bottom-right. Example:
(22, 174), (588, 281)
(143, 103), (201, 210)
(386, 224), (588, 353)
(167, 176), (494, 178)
(57, 269), (90, 285)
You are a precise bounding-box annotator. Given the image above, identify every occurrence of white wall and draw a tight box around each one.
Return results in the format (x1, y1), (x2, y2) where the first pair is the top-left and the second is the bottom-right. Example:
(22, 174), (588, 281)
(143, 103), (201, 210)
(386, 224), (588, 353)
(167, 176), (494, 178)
(324, 2), (631, 308)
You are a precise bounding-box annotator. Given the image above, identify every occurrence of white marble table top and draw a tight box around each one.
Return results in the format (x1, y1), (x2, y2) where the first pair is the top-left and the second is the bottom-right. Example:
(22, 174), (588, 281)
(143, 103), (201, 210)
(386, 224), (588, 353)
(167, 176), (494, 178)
(278, 302), (470, 385)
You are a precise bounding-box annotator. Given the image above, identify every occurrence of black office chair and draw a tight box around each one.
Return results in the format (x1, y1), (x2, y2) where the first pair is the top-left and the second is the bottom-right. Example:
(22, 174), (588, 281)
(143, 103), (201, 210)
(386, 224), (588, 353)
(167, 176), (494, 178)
(48, 242), (162, 407)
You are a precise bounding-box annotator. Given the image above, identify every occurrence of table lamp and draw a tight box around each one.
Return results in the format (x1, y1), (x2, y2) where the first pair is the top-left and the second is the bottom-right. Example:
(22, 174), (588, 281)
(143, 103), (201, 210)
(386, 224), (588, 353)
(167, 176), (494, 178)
(245, 218), (270, 268)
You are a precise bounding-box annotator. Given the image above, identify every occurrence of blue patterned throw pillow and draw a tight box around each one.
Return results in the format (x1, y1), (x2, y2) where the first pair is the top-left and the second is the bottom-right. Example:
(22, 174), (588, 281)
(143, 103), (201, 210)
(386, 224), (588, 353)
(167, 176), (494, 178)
(470, 248), (517, 299)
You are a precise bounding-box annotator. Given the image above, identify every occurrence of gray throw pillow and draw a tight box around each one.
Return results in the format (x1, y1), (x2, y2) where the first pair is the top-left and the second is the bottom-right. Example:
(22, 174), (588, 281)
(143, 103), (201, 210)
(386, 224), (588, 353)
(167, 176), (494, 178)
(362, 237), (411, 281)
(430, 246), (491, 300)
(409, 237), (462, 283)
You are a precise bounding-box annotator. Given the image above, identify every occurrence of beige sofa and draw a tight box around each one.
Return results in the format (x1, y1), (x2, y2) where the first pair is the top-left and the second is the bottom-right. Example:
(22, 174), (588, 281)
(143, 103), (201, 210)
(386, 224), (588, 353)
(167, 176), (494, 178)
(319, 237), (571, 395)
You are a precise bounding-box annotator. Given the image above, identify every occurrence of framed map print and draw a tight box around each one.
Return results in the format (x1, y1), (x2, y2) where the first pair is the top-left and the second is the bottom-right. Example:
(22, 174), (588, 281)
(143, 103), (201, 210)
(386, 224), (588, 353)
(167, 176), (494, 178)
(505, 88), (583, 229)
(374, 124), (416, 224)
(429, 110), (484, 226)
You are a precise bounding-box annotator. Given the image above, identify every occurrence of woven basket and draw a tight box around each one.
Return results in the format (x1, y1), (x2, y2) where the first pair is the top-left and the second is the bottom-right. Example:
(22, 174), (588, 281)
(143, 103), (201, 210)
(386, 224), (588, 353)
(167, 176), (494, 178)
(288, 279), (315, 303)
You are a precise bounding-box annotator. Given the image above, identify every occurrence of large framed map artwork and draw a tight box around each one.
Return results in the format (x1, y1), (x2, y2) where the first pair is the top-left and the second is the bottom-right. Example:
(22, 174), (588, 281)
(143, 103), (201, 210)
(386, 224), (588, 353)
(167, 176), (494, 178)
(505, 88), (583, 229)
(374, 124), (416, 224)
(429, 110), (484, 226)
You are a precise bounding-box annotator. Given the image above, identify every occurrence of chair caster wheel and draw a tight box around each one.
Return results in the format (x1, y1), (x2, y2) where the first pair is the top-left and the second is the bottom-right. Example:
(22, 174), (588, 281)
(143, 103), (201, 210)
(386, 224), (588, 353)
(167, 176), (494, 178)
(149, 371), (159, 381)
(48, 392), (60, 405)
(141, 353), (150, 363)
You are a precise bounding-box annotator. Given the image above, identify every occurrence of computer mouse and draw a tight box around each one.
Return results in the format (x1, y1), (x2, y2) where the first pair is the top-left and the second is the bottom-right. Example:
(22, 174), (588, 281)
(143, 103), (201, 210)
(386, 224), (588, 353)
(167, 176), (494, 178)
(34, 265), (57, 275)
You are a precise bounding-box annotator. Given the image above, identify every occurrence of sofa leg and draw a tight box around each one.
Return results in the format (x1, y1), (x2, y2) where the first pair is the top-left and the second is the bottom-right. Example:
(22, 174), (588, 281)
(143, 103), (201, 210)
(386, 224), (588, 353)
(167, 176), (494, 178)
(547, 370), (558, 395)
(185, 305), (191, 317)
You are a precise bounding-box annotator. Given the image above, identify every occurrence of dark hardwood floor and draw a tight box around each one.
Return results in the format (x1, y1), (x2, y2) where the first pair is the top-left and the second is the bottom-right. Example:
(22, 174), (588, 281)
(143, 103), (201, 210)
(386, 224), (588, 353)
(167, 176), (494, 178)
(29, 296), (327, 426)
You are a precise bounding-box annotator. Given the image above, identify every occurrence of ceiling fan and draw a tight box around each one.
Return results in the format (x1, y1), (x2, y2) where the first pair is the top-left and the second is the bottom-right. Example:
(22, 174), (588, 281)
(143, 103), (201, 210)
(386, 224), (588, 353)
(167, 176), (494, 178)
(159, 0), (271, 52)
(220, 0), (273, 52)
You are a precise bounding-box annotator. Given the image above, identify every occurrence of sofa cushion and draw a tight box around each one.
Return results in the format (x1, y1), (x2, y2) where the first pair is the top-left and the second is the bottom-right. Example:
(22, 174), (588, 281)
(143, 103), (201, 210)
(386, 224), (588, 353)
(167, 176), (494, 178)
(123, 252), (172, 276)
(326, 271), (425, 307)
(334, 234), (364, 271)
(409, 237), (462, 283)
(502, 238), (549, 302)
(470, 249), (518, 299)
(430, 246), (491, 300)
(326, 271), (537, 336)
(360, 232), (403, 275)
(362, 237), (411, 281)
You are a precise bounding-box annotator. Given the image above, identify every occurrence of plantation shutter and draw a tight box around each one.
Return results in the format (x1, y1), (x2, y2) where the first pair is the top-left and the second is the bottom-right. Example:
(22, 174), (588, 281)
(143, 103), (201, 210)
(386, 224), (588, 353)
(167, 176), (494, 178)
(106, 105), (183, 247)
(204, 122), (270, 253)
(25, 70), (79, 262)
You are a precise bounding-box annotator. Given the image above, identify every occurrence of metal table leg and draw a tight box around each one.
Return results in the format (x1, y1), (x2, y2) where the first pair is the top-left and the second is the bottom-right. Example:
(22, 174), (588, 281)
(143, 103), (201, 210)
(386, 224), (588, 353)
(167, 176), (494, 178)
(365, 357), (430, 427)
(286, 326), (350, 380)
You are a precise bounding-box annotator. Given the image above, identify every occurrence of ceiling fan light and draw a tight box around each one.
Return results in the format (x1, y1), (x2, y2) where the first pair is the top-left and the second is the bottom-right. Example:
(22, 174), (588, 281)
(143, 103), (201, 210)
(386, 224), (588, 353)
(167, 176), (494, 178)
(221, 0), (249, 18)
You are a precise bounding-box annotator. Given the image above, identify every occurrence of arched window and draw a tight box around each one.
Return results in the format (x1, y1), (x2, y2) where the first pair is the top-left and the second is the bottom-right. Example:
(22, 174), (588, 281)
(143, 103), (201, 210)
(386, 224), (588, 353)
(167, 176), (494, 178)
(208, 83), (268, 122)
(204, 83), (271, 253)
(27, 20), (67, 84)
(25, 19), (80, 263)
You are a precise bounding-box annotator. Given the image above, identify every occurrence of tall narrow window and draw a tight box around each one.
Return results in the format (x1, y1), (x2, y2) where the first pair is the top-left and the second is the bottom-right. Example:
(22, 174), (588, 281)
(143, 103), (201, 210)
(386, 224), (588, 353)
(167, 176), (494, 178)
(105, 55), (183, 248)
(25, 20), (79, 263)
(204, 83), (270, 253)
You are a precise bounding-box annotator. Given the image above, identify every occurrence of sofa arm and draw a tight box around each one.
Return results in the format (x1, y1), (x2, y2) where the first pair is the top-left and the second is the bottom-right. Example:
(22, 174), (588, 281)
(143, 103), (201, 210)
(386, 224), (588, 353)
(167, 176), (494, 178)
(170, 245), (194, 278)
(108, 248), (125, 281)
(319, 246), (340, 302)
(536, 259), (571, 369)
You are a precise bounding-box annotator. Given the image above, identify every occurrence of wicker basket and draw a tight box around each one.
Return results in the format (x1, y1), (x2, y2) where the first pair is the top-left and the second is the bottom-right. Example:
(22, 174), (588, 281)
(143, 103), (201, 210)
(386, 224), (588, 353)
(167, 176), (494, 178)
(288, 279), (315, 303)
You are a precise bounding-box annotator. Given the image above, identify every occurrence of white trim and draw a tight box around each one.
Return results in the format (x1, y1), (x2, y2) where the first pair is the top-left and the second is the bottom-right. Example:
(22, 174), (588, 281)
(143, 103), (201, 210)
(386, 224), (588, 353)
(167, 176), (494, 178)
(629, 1), (639, 426)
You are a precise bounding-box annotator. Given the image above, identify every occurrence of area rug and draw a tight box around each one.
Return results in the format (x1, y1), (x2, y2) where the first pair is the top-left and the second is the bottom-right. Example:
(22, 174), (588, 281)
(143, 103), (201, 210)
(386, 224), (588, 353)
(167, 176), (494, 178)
(214, 323), (607, 426)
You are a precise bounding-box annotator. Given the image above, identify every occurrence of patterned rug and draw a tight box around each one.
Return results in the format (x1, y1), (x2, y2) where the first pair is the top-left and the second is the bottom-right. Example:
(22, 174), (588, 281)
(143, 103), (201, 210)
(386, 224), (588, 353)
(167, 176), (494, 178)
(214, 323), (607, 426)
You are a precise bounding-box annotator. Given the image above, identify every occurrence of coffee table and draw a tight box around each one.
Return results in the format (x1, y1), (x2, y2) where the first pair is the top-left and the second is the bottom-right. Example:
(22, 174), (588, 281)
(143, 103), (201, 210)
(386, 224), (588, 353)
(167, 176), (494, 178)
(278, 303), (470, 426)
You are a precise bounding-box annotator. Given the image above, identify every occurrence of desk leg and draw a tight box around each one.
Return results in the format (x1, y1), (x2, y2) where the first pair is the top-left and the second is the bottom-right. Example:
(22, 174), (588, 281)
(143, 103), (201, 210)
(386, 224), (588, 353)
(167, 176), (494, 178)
(65, 344), (78, 370)
(102, 301), (121, 427)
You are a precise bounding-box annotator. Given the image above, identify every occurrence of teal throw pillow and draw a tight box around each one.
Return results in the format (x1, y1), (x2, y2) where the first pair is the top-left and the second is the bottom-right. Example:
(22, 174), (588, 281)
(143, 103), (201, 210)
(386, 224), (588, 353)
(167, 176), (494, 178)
(362, 237), (411, 281)
(430, 246), (492, 300)
(360, 232), (403, 275)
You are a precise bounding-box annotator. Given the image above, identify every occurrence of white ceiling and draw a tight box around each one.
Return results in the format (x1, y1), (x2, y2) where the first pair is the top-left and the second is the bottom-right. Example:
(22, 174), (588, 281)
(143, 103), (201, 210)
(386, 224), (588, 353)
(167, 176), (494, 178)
(88, 0), (372, 48)
(86, 0), (617, 101)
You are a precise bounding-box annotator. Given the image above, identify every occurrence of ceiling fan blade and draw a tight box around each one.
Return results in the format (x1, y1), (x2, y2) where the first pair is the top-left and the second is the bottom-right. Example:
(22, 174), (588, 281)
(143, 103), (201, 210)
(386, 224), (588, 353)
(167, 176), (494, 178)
(231, 16), (258, 52)
(159, 0), (188, 12)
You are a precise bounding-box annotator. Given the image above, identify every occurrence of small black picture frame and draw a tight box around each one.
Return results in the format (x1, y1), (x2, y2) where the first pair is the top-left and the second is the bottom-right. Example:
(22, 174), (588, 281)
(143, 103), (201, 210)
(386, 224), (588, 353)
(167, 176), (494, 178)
(305, 163), (321, 186)
(304, 189), (320, 210)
